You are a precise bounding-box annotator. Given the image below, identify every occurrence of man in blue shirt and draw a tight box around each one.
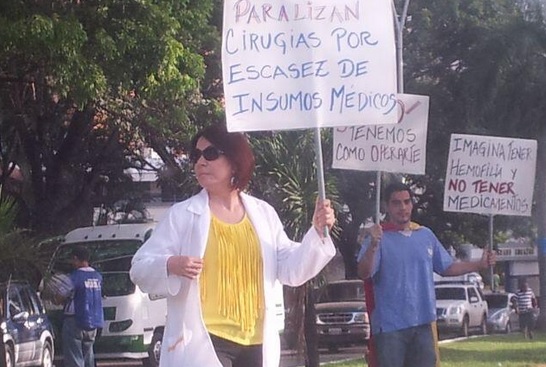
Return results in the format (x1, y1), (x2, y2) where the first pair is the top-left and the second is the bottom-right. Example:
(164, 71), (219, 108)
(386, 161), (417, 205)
(56, 246), (104, 367)
(357, 182), (495, 367)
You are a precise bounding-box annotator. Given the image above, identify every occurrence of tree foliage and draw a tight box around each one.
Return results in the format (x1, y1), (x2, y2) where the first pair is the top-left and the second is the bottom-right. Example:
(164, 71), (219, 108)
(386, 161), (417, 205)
(252, 130), (340, 240)
(0, 187), (50, 285)
(0, 0), (221, 234)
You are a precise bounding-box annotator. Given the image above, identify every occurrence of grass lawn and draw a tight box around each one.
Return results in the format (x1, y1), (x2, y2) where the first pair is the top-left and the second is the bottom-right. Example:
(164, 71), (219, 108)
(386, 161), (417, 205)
(323, 332), (546, 367)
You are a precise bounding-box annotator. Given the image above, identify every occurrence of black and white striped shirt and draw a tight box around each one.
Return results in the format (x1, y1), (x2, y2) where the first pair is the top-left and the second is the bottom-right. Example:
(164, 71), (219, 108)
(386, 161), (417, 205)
(515, 289), (535, 313)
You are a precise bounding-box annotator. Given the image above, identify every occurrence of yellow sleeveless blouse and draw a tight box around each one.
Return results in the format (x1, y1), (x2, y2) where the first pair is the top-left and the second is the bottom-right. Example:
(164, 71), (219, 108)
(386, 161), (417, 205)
(200, 214), (265, 345)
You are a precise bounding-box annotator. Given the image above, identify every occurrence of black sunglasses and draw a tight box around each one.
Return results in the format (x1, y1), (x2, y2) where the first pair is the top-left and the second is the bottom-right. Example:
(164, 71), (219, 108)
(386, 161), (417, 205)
(190, 146), (224, 164)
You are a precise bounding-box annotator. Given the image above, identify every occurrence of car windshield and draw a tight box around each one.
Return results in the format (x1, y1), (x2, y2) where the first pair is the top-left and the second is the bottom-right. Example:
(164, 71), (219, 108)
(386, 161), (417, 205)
(48, 241), (142, 297)
(485, 294), (508, 309)
(436, 287), (466, 300)
(101, 272), (136, 296)
(317, 282), (365, 303)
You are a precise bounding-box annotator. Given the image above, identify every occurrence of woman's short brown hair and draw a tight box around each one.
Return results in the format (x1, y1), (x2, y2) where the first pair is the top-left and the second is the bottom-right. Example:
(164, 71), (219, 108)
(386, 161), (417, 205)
(191, 123), (255, 190)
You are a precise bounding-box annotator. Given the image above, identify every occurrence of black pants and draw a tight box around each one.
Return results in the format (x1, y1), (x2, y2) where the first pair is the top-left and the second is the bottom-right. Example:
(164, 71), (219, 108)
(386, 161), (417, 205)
(209, 334), (262, 367)
(519, 312), (535, 335)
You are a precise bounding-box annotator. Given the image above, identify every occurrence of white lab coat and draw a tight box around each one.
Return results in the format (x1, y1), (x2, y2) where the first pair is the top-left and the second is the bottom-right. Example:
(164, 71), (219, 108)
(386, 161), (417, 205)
(130, 189), (336, 367)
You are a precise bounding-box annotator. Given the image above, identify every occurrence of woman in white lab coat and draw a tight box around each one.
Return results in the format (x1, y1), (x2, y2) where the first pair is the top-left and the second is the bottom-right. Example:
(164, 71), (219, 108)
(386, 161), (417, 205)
(130, 123), (336, 367)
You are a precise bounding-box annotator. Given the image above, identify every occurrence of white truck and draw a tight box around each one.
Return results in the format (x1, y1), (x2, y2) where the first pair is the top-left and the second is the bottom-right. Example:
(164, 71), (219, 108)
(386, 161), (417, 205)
(435, 282), (488, 337)
(43, 223), (285, 366)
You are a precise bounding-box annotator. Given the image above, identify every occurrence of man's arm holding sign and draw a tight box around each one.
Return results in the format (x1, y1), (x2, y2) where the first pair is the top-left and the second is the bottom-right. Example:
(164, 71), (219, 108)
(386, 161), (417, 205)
(356, 223), (496, 279)
(441, 249), (496, 276)
(357, 224), (382, 280)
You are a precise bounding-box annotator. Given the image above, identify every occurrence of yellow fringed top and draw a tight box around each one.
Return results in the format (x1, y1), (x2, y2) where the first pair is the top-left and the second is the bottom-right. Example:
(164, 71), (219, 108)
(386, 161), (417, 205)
(200, 214), (265, 345)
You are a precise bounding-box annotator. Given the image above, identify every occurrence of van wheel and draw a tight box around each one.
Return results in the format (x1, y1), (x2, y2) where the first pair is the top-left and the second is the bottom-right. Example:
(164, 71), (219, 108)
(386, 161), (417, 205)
(41, 342), (53, 367)
(5, 344), (14, 367)
(143, 331), (163, 367)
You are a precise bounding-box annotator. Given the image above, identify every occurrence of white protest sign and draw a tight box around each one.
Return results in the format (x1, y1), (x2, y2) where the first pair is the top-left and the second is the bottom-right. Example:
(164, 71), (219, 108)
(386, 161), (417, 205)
(332, 94), (429, 174)
(443, 134), (537, 217)
(222, 0), (397, 132)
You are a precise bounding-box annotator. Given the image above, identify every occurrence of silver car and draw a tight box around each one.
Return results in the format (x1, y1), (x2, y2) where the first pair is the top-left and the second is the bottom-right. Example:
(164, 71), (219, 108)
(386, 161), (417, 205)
(484, 292), (518, 333)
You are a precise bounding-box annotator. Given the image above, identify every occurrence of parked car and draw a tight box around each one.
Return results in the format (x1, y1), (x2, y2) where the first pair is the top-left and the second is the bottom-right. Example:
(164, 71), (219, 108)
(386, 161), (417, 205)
(0, 281), (55, 367)
(435, 282), (488, 337)
(315, 279), (370, 351)
(484, 292), (518, 333)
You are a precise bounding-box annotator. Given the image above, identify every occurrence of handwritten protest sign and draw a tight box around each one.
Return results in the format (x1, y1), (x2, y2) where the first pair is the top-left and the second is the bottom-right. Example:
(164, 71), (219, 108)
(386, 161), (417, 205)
(443, 134), (537, 217)
(332, 94), (429, 174)
(222, 0), (397, 132)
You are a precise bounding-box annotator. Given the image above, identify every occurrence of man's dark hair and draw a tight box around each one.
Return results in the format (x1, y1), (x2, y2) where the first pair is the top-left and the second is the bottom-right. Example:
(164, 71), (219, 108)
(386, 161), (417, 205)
(71, 246), (90, 262)
(383, 182), (413, 203)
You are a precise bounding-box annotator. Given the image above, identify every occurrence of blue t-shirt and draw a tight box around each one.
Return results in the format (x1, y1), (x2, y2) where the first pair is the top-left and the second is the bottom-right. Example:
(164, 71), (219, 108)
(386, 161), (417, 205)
(67, 267), (104, 330)
(357, 227), (453, 334)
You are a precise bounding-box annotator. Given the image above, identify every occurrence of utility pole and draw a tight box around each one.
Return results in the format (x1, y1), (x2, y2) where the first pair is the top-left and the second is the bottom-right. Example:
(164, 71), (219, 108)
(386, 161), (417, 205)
(394, 0), (411, 93)
(535, 128), (546, 330)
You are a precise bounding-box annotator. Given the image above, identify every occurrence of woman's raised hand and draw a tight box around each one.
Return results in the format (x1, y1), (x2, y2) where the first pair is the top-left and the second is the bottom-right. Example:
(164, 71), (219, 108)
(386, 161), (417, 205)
(312, 198), (335, 238)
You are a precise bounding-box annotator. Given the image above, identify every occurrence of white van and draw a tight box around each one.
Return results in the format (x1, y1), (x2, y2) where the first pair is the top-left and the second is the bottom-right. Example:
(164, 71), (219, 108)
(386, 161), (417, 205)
(43, 222), (284, 366)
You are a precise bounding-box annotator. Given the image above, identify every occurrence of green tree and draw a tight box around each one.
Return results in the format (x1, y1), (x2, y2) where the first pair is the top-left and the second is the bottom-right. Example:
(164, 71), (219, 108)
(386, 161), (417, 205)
(0, 0), (221, 235)
(0, 187), (49, 285)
